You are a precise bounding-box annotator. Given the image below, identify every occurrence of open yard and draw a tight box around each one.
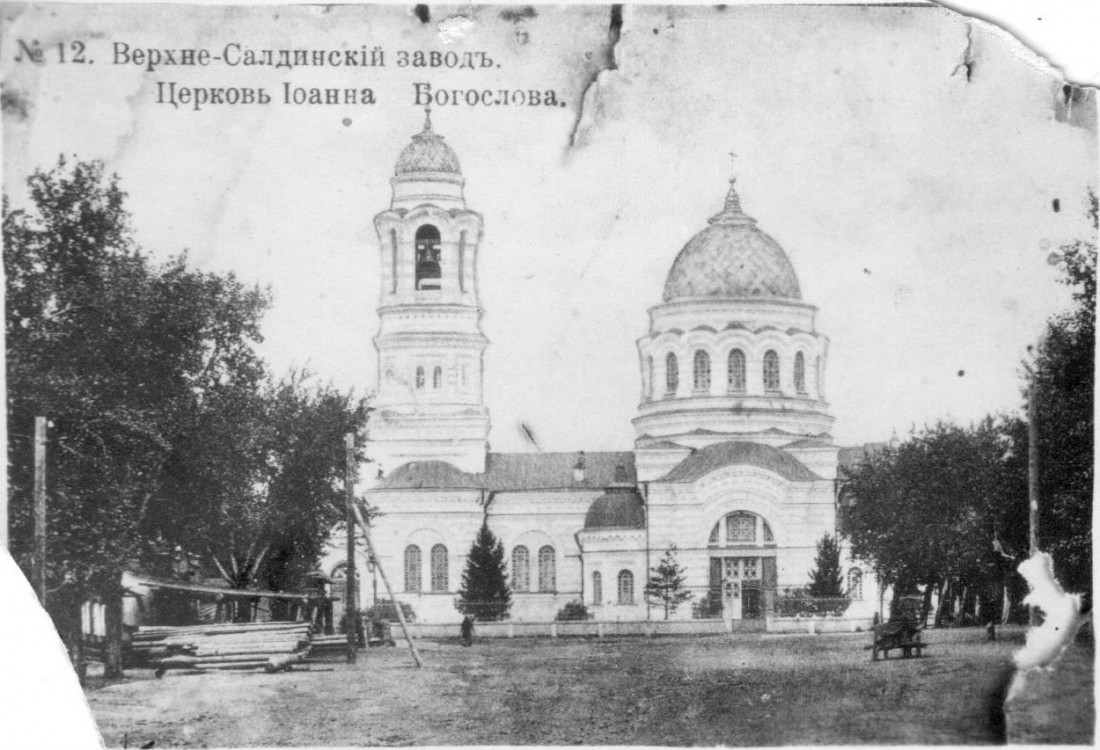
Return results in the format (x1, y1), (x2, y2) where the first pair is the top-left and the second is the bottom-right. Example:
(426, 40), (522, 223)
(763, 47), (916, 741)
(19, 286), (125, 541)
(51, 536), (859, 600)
(86, 626), (1092, 747)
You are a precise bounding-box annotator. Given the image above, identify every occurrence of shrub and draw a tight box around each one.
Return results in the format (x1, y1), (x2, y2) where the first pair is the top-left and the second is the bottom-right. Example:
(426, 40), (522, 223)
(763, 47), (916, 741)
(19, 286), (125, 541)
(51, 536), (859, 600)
(692, 590), (723, 619)
(775, 588), (849, 617)
(555, 599), (592, 621)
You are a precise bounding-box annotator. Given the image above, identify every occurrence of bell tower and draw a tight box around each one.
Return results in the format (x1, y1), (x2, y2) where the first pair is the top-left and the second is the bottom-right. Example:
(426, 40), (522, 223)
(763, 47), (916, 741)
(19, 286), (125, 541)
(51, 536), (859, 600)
(368, 112), (490, 474)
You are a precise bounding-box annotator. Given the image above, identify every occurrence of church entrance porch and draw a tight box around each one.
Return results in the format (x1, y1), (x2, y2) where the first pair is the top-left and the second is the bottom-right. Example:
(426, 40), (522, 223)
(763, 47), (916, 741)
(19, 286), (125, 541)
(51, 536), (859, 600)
(710, 556), (775, 621)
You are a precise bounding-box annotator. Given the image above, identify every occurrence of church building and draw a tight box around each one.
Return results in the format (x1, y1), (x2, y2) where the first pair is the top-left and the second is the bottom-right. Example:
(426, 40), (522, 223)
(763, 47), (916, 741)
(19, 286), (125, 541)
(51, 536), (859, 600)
(323, 115), (877, 626)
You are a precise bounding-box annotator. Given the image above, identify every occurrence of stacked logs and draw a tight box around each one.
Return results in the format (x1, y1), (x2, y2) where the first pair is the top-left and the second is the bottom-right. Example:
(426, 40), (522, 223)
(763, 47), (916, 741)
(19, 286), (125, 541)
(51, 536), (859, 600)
(128, 621), (313, 675)
(306, 633), (354, 661)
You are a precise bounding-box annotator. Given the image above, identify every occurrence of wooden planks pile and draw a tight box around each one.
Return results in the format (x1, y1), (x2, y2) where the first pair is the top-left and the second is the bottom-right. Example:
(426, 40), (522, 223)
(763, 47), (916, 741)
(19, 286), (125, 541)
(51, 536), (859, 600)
(128, 621), (313, 676)
(305, 633), (352, 661)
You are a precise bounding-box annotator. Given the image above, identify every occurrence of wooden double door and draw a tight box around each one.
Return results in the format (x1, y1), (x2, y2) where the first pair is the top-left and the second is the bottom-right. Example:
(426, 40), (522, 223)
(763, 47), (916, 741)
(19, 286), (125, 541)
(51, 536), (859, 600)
(710, 556), (776, 620)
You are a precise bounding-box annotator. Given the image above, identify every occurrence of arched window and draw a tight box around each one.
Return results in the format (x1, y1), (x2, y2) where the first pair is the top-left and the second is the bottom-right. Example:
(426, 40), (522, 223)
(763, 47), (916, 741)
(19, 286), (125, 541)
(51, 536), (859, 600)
(617, 570), (634, 605)
(415, 225), (442, 291)
(815, 355), (822, 395)
(693, 350), (711, 392)
(538, 546), (556, 592)
(763, 350), (780, 391)
(665, 353), (679, 396)
(646, 356), (654, 400)
(404, 545), (421, 592)
(592, 571), (602, 605)
(727, 349), (746, 392)
(390, 229), (399, 293)
(794, 352), (806, 394)
(430, 544), (448, 592)
(726, 512), (756, 543)
(432, 366), (442, 389)
(458, 230), (466, 293)
(512, 545), (530, 592)
(709, 512), (776, 546)
(848, 569), (864, 600)
(415, 366), (425, 389)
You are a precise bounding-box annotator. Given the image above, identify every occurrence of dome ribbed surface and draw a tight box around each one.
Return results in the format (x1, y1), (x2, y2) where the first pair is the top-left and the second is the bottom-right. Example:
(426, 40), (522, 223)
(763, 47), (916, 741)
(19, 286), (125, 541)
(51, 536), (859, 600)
(395, 114), (462, 175)
(584, 486), (646, 530)
(663, 181), (801, 302)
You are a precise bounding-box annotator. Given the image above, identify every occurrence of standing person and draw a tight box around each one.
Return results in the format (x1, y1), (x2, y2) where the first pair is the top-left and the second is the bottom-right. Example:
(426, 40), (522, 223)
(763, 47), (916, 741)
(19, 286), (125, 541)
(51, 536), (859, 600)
(460, 615), (474, 647)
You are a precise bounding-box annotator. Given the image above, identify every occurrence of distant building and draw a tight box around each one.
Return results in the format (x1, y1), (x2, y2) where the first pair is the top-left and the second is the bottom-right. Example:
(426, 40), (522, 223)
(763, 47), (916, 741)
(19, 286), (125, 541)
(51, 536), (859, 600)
(323, 116), (880, 625)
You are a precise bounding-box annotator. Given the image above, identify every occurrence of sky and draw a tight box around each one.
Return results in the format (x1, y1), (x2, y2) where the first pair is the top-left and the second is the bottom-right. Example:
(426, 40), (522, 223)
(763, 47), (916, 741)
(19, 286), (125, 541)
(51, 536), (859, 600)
(2, 2), (1096, 455)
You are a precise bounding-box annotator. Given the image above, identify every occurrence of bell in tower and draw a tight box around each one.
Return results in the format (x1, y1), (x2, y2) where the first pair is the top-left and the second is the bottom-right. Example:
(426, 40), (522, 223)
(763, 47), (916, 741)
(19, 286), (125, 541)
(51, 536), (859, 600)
(367, 112), (491, 475)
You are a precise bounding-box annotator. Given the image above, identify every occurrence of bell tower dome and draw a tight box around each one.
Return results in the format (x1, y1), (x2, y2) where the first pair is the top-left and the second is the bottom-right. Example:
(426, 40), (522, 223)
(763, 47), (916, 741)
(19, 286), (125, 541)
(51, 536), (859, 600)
(367, 112), (490, 474)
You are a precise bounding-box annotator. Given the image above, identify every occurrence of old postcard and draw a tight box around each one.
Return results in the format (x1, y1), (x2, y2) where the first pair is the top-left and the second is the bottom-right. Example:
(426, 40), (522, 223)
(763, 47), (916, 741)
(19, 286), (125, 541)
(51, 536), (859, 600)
(2, 2), (1095, 747)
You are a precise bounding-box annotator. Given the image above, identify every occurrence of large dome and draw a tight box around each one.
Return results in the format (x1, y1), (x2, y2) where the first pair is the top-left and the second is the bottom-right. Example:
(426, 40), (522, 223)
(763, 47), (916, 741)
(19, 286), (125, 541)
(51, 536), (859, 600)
(394, 112), (462, 176)
(663, 181), (801, 302)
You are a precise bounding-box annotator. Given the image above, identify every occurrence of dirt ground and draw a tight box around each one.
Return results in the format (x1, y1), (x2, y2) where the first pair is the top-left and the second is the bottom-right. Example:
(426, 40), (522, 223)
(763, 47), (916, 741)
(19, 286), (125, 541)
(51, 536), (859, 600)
(85, 626), (1092, 747)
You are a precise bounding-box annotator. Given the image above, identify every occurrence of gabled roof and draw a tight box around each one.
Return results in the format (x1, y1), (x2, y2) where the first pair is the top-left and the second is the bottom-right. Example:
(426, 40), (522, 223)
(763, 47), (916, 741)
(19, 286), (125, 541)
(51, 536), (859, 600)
(376, 452), (637, 492)
(484, 451), (635, 491)
(659, 441), (821, 483)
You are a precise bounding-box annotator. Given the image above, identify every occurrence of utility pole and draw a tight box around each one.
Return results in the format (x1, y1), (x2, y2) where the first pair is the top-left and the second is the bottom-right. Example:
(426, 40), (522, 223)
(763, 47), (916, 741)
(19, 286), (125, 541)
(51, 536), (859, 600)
(33, 416), (48, 605)
(351, 500), (421, 668)
(1027, 375), (1040, 627)
(345, 432), (358, 663)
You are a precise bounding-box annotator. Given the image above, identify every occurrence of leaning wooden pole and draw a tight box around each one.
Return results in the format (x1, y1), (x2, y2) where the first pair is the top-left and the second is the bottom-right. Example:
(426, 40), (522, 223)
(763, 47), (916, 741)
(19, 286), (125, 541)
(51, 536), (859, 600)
(1027, 377), (1040, 628)
(33, 416), (48, 605)
(345, 433), (358, 664)
(351, 501), (422, 668)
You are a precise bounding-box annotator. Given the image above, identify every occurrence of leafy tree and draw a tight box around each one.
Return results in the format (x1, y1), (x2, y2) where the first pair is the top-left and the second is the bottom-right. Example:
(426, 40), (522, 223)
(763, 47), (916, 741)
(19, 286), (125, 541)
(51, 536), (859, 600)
(455, 523), (511, 621)
(807, 534), (844, 598)
(843, 420), (1026, 621)
(5, 157), (367, 663)
(644, 544), (693, 619)
(1023, 192), (1096, 599)
(152, 371), (369, 616)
